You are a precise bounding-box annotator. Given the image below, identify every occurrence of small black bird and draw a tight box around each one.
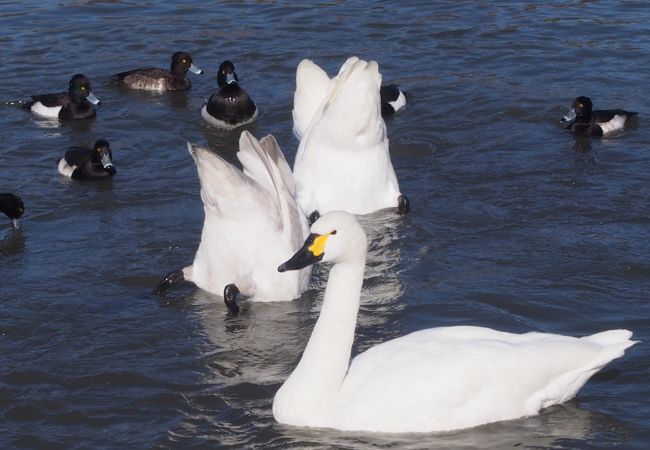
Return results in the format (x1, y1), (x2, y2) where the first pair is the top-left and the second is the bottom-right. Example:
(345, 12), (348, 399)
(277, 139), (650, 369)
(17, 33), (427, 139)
(114, 51), (203, 92)
(0, 193), (25, 229)
(201, 60), (258, 129)
(561, 96), (637, 137)
(27, 74), (100, 120)
(380, 84), (406, 117)
(57, 139), (116, 180)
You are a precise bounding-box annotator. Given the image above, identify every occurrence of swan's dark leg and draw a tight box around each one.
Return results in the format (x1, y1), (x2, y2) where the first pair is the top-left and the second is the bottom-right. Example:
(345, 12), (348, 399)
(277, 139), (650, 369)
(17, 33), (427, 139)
(153, 270), (185, 294)
(224, 283), (240, 314)
(397, 194), (410, 215)
(308, 210), (320, 225)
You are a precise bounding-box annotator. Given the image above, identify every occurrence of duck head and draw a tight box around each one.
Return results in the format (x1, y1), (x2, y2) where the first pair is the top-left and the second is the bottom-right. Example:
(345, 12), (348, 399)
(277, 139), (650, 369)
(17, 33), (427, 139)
(171, 51), (203, 76)
(0, 193), (25, 229)
(93, 139), (116, 175)
(561, 96), (593, 124)
(217, 60), (239, 87)
(69, 74), (100, 105)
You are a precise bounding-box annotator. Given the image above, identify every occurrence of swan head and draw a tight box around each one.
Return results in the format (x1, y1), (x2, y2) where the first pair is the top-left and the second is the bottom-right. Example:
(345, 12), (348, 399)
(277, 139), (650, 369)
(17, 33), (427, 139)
(278, 211), (366, 272)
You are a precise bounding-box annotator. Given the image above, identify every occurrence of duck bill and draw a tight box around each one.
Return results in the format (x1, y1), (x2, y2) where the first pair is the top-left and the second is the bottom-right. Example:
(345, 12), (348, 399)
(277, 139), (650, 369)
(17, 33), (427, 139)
(561, 108), (576, 124)
(100, 151), (116, 174)
(189, 63), (203, 75)
(278, 233), (323, 272)
(226, 72), (238, 85)
(86, 91), (101, 105)
(11, 218), (20, 230)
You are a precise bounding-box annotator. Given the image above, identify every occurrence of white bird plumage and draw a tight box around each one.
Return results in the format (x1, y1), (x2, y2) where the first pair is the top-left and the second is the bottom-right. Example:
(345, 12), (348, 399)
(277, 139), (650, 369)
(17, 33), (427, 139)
(273, 211), (636, 433)
(291, 57), (405, 216)
(154, 131), (310, 307)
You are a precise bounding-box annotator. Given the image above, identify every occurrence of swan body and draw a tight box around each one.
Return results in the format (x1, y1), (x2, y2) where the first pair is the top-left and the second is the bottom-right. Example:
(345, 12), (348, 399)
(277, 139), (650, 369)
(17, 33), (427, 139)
(154, 131), (310, 309)
(274, 211), (636, 433)
(292, 57), (405, 216)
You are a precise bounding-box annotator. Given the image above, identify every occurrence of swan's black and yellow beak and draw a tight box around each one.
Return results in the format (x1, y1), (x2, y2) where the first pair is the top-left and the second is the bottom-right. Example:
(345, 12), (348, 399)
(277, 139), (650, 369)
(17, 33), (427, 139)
(278, 233), (330, 272)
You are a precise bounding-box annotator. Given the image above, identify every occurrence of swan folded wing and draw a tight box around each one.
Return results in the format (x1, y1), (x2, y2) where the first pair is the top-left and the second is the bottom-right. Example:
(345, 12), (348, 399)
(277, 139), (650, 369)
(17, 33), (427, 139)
(335, 326), (635, 432)
(187, 142), (281, 229)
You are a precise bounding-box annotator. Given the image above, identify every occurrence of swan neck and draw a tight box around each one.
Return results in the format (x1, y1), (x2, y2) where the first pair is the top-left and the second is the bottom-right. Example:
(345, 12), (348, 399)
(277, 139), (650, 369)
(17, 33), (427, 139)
(283, 258), (365, 408)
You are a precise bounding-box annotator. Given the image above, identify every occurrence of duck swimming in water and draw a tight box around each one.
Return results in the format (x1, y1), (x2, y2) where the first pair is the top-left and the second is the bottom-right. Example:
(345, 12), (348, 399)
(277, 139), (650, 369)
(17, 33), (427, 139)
(0, 193), (25, 229)
(201, 60), (258, 129)
(57, 139), (116, 180)
(114, 51), (203, 92)
(561, 96), (637, 137)
(28, 74), (100, 120)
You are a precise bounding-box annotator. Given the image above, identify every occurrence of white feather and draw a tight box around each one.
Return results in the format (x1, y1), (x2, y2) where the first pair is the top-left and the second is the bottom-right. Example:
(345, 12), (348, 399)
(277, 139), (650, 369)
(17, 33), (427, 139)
(598, 114), (627, 134)
(57, 158), (76, 178)
(201, 104), (258, 130)
(31, 102), (62, 118)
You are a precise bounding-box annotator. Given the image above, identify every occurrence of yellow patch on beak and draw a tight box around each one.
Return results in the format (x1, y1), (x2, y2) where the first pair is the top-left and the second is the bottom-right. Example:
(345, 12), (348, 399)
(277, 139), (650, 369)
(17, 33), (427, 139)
(308, 234), (330, 257)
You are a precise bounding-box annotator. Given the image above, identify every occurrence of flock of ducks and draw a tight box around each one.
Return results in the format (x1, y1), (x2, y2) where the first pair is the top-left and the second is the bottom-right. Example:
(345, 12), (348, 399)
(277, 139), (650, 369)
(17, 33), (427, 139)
(1, 52), (638, 434)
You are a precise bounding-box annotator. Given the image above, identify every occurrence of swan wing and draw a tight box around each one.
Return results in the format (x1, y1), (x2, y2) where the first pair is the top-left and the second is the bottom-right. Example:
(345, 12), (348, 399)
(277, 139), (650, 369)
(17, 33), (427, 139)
(187, 142), (280, 228)
(237, 131), (306, 237)
(336, 326), (635, 432)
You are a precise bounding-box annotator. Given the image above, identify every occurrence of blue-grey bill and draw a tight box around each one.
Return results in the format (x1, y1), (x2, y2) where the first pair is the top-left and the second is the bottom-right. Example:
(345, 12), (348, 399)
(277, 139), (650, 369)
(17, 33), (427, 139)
(100, 152), (114, 170)
(86, 91), (100, 105)
(189, 63), (203, 75)
(561, 109), (576, 124)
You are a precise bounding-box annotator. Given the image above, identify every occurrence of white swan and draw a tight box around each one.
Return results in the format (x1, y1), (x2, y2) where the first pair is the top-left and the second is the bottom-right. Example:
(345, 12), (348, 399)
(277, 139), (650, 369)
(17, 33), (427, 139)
(153, 131), (311, 312)
(274, 211), (636, 433)
(292, 57), (408, 217)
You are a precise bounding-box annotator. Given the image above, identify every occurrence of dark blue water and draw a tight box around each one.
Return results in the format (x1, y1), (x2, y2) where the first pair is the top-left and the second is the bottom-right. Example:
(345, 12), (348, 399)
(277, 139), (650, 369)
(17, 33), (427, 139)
(1, 1), (649, 448)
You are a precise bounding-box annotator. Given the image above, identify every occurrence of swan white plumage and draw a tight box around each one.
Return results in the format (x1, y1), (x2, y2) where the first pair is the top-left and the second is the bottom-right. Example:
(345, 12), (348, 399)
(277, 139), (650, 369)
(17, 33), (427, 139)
(274, 211), (636, 433)
(292, 57), (406, 140)
(153, 131), (311, 312)
(292, 57), (408, 217)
